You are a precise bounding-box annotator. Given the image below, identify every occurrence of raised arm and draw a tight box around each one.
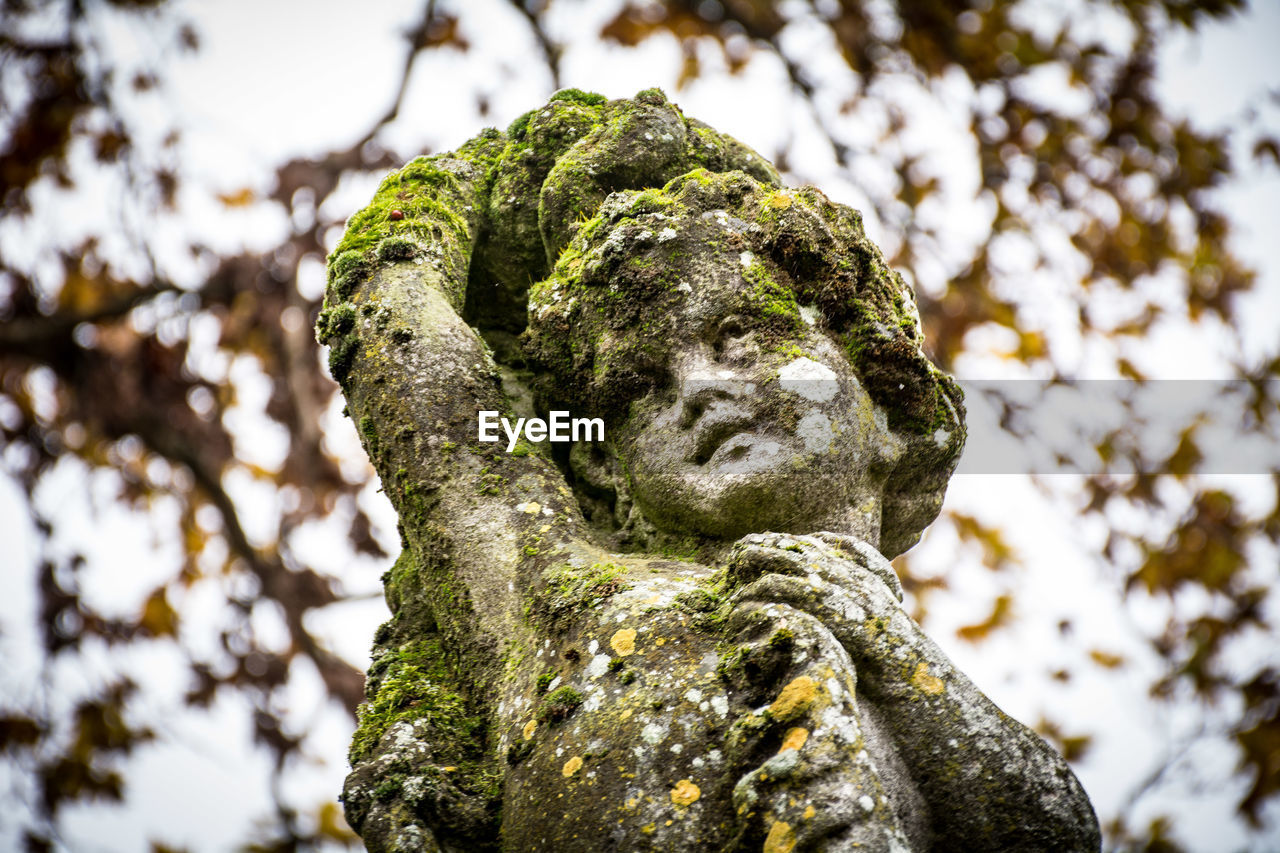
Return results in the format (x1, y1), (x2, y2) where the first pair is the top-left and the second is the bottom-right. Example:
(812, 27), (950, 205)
(318, 133), (609, 850)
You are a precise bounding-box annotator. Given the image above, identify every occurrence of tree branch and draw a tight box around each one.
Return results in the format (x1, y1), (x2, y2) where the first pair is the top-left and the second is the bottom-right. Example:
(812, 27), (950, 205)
(508, 0), (562, 89)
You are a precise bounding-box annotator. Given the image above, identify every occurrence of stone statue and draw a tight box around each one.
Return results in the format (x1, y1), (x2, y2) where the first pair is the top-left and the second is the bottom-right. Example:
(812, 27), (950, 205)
(320, 89), (1100, 852)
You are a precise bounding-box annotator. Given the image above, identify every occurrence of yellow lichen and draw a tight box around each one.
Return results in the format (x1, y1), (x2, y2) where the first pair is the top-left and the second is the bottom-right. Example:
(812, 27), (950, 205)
(769, 193), (793, 210)
(522, 720), (537, 740)
(769, 676), (818, 721)
(611, 628), (637, 656)
(520, 501), (542, 514)
(670, 779), (701, 806)
(563, 756), (583, 777)
(779, 727), (809, 753)
(912, 661), (945, 695)
(764, 819), (797, 853)
(803, 805), (816, 820)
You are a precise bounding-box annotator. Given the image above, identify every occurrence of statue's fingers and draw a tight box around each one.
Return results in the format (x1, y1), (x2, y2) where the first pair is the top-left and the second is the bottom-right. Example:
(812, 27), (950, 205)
(802, 532), (905, 603)
(730, 572), (902, 660)
(727, 541), (812, 585)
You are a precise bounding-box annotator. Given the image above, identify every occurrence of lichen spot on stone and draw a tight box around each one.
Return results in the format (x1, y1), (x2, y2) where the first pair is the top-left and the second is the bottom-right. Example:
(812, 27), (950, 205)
(769, 192), (792, 210)
(563, 756), (583, 777)
(522, 720), (537, 740)
(611, 628), (637, 656)
(802, 805), (816, 820)
(764, 819), (797, 853)
(518, 501), (542, 514)
(779, 358), (839, 403)
(769, 676), (818, 721)
(912, 661), (945, 695)
(670, 779), (701, 807)
(779, 727), (809, 753)
(797, 411), (834, 454)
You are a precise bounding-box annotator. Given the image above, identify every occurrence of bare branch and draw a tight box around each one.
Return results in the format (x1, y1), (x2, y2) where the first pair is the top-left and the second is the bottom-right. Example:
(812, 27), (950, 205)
(508, 0), (561, 90)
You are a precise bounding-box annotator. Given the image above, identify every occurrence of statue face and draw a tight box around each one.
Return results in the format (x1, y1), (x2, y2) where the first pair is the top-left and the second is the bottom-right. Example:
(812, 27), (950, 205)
(614, 262), (901, 541)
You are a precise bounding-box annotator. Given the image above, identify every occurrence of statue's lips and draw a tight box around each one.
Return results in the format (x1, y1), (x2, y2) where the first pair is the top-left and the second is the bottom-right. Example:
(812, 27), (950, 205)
(689, 414), (758, 465)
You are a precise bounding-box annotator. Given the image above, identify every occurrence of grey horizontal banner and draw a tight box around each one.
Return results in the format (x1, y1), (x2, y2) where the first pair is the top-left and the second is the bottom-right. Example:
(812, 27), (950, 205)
(953, 380), (1280, 475)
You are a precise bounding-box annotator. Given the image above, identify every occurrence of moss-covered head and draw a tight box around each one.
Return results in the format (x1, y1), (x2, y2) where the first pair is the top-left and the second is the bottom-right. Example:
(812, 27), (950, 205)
(523, 169), (964, 554)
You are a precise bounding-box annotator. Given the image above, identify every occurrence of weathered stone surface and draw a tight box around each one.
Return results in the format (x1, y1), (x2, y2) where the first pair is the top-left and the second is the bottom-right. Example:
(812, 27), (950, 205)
(323, 89), (1100, 852)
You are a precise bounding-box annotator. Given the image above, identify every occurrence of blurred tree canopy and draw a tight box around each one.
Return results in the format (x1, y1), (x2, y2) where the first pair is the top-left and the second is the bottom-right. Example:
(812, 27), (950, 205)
(1, 0), (1277, 850)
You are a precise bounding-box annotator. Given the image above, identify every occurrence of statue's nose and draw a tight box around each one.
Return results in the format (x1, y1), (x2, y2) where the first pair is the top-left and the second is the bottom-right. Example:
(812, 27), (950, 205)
(676, 346), (758, 428)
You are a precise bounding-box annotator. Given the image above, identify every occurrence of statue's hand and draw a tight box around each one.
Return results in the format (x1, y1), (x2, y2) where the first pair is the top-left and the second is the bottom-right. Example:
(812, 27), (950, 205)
(724, 531), (916, 669)
(715, 534), (918, 849)
(728, 531), (904, 604)
(724, 531), (1103, 851)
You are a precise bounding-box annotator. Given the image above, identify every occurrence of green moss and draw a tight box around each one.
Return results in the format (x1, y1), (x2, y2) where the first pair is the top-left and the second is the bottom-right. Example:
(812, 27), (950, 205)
(658, 539), (703, 561)
(743, 257), (802, 332)
(768, 628), (795, 651)
(477, 469), (505, 495)
(327, 335), (358, 383)
(538, 561), (630, 626)
(673, 588), (721, 614)
(331, 272), (362, 302)
(507, 109), (536, 141)
(375, 235), (421, 263)
(359, 415), (379, 455)
(539, 686), (584, 724)
(329, 249), (367, 284)
(506, 738), (535, 765)
(315, 302), (356, 342)
(549, 88), (608, 107)
(626, 188), (675, 217)
(536, 671), (556, 694)
(349, 637), (476, 764)
(372, 778), (402, 802)
(328, 156), (473, 267)
(635, 87), (667, 105)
